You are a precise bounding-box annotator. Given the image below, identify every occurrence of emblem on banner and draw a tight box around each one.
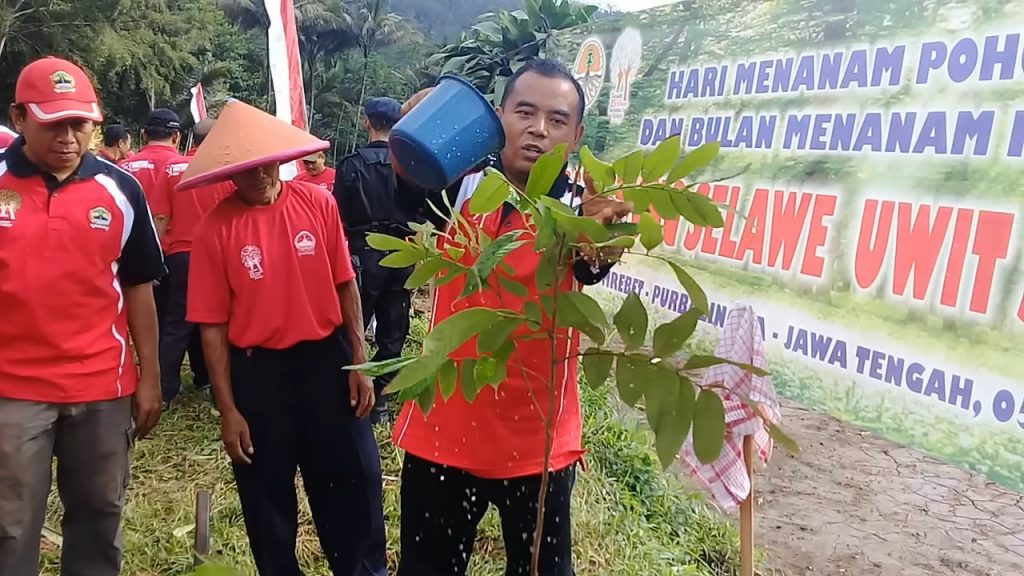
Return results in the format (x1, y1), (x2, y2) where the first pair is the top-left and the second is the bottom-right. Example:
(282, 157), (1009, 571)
(608, 28), (643, 126)
(572, 37), (606, 113)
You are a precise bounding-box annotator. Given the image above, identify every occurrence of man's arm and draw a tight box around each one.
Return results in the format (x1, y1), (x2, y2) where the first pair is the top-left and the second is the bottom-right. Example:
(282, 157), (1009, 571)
(125, 282), (161, 438)
(338, 279), (367, 365)
(200, 324), (234, 412)
(200, 324), (253, 464)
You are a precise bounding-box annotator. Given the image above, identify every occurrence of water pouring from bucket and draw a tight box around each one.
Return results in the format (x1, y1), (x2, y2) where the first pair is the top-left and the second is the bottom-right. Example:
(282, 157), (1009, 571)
(389, 76), (505, 191)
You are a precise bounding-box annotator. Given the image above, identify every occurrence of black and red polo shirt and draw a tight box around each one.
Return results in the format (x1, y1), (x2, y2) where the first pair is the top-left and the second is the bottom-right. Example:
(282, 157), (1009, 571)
(0, 138), (165, 403)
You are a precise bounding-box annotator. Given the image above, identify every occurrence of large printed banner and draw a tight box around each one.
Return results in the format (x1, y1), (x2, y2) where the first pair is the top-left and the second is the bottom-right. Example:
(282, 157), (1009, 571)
(551, 0), (1024, 490)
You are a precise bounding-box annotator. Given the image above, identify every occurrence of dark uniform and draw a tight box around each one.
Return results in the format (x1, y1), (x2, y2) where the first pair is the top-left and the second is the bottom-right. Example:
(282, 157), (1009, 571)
(334, 98), (425, 421)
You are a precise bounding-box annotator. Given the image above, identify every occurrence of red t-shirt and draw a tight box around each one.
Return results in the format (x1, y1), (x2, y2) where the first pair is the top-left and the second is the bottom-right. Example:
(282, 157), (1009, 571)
(153, 150), (235, 255)
(393, 200), (583, 479)
(294, 166), (336, 194)
(0, 126), (17, 149)
(0, 142), (165, 403)
(119, 142), (181, 213)
(187, 181), (356, 349)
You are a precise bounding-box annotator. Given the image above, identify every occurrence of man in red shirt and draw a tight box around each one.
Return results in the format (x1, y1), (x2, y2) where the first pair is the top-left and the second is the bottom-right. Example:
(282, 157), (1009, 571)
(119, 108), (182, 236)
(95, 124), (132, 163)
(393, 59), (630, 576)
(0, 57), (164, 576)
(185, 100), (385, 576)
(295, 150), (336, 193)
(152, 118), (234, 405)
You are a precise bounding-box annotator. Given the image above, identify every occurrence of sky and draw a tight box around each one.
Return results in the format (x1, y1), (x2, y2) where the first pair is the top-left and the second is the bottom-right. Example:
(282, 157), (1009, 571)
(598, 0), (680, 12)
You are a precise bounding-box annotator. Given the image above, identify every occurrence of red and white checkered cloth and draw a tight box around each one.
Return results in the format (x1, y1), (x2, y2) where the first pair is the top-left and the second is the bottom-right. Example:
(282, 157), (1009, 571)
(680, 304), (780, 512)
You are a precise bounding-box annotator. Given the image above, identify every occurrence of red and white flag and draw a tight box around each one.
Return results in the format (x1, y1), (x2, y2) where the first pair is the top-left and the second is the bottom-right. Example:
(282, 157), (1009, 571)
(189, 83), (208, 123)
(264, 0), (307, 180)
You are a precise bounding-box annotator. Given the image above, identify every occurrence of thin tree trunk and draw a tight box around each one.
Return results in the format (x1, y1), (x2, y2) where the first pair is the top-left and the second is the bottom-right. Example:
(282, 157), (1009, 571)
(351, 52), (370, 153)
(308, 68), (316, 129)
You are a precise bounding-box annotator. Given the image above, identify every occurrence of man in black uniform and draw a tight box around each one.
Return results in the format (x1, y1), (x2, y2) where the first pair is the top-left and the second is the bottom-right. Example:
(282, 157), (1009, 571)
(334, 97), (424, 424)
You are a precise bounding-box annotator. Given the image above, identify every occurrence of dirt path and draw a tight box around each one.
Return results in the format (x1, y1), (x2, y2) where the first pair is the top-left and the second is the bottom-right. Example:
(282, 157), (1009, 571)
(754, 403), (1024, 576)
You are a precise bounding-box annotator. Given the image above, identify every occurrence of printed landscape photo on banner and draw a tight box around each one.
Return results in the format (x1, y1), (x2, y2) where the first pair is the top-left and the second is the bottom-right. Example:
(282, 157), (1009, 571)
(551, 0), (1024, 491)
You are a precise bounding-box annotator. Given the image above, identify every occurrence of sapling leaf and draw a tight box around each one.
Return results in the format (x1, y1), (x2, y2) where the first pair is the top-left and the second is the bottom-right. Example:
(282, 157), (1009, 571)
(524, 301), (543, 330)
(687, 192), (725, 227)
(646, 366), (695, 469)
(346, 356), (417, 377)
(478, 318), (519, 355)
(642, 134), (681, 182)
(562, 291), (608, 327)
(498, 275), (529, 297)
(380, 250), (424, 268)
(581, 348), (613, 389)
(683, 354), (770, 377)
(613, 292), (648, 352)
(473, 356), (499, 386)
(652, 308), (702, 358)
(405, 258), (446, 289)
(615, 355), (649, 407)
(580, 145), (616, 192)
(638, 212), (662, 252)
(667, 141), (721, 184)
(613, 149), (643, 185)
(555, 292), (605, 345)
(460, 359), (483, 402)
(648, 186), (678, 219)
(417, 380), (436, 415)
(767, 420), (800, 454)
(551, 210), (609, 243)
(693, 389), (726, 464)
(469, 171), (512, 214)
(438, 360), (458, 401)
(365, 232), (415, 252)
(525, 143), (568, 199)
(664, 260), (709, 314)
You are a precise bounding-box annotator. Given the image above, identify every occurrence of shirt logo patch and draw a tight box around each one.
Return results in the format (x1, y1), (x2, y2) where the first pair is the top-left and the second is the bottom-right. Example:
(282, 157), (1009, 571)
(240, 244), (264, 280)
(294, 230), (316, 256)
(89, 207), (112, 231)
(0, 190), (22, 228)
(51, 71), (76, 94)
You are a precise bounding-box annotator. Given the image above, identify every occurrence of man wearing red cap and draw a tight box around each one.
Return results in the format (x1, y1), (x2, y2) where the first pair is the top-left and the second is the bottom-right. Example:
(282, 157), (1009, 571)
(295, 150), (336, 193)
(0, 57), (164, 575)
(119, 108), (183, 237)
(185, 100), (386, 576)
(152, 118), (234, 406)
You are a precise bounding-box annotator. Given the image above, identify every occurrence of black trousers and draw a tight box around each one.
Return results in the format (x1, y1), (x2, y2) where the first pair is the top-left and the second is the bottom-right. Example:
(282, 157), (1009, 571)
(230, 329), (387, 576)
(351, 238), (412, 398)
(159, 251), (209, 402)
(398, 454), (576, 576)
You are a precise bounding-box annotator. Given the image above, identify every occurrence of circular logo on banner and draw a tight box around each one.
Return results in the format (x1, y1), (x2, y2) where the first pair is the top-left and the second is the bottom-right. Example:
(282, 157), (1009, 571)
(572, 37), (607, 113)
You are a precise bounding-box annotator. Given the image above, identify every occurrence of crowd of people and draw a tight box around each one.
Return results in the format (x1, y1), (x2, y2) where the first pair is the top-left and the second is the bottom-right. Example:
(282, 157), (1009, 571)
(0, 54), (630, 576)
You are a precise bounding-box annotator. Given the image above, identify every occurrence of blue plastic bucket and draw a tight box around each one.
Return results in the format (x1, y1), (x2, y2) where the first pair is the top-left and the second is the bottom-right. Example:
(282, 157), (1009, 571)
(389, 75), (505, 191)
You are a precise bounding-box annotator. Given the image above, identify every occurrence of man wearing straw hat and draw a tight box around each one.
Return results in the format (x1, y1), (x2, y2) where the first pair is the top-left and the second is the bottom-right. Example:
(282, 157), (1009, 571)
(0, 56), (164, 576)
(183, 100), (386, 576)
(392, 58), (632, 576)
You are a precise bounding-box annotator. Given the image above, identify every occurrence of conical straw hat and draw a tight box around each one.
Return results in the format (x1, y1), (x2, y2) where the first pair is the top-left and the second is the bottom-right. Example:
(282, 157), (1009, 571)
(177, 99), (329, 190)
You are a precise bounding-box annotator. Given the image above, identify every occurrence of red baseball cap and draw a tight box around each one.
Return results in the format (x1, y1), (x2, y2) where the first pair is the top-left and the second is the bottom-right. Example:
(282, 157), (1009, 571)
(15, 57), (103, 124)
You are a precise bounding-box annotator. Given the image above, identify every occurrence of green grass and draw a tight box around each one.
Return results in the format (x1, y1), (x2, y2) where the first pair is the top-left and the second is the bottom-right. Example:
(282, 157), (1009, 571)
(38, 313), (741, 575)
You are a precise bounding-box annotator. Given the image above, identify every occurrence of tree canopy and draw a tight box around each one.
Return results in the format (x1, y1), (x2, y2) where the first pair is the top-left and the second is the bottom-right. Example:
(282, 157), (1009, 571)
(0, 0), (596, 162)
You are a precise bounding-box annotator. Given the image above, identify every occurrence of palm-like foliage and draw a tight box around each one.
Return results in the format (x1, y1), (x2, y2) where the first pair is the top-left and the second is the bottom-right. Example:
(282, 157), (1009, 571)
(427, 0), (597, 101)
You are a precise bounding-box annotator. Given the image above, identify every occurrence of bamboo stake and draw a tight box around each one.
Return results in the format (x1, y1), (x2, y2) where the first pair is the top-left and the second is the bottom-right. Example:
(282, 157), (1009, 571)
(740, 434), (755, 576)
